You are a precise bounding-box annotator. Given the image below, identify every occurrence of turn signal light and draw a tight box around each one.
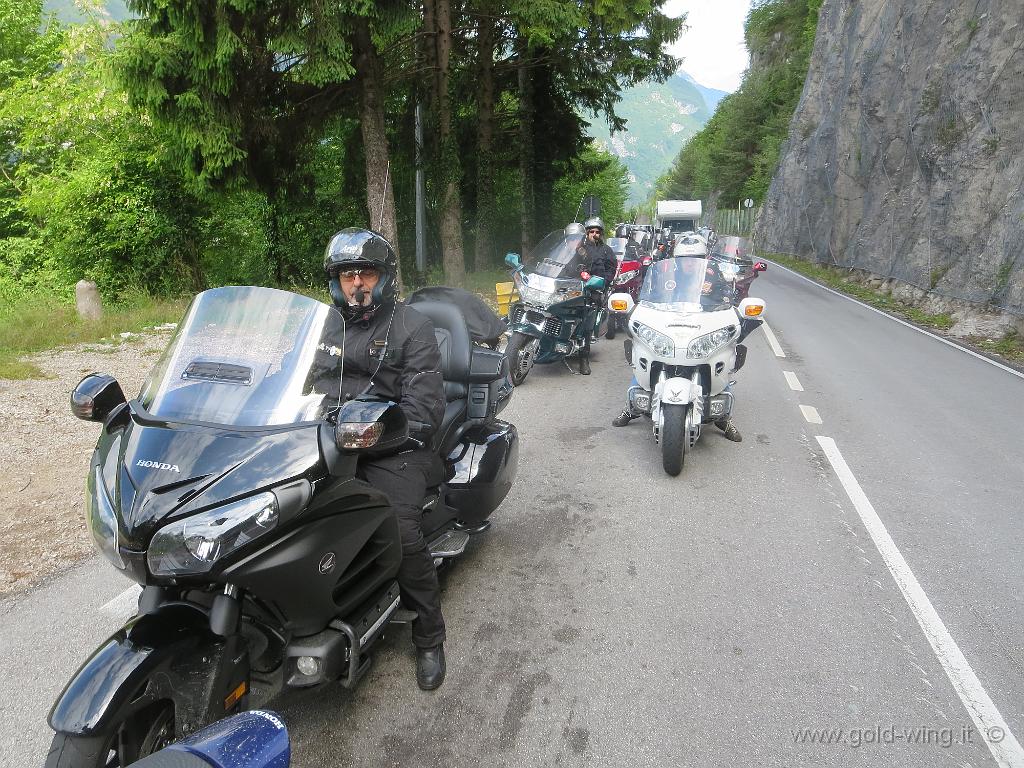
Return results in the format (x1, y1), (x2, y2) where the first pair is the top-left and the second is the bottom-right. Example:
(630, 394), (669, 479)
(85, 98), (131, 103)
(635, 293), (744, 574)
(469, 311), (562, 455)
(337, 422), (384, 449)
(610, 299), (629, 311)
(744, 303), (764, 317)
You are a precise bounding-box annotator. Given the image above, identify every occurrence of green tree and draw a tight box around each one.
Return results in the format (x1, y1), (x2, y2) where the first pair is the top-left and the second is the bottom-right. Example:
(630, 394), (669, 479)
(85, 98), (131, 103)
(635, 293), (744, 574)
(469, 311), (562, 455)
(1, 17), (209, 295)
(551, 144), (630, 230)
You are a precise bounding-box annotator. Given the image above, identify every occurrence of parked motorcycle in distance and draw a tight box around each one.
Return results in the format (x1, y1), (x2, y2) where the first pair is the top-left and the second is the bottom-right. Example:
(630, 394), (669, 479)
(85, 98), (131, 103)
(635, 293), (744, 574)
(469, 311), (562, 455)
(133, 711), (290, 768)
(503, 230), (608, 385)
(709, 235), (767, 304)
(609, 256), (766, 476)
(49, 286), (519, 767)
(606, 244), (649, 340)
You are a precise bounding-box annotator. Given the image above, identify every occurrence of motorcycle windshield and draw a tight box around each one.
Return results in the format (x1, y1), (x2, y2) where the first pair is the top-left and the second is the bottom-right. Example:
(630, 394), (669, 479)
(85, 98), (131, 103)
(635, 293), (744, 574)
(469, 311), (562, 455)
(711, 235), (754, 266)
(523, 230), (587, 279)
(640, 257), (735, 313)
(606, 237), (628, 258)
(138, 286), (343, 427)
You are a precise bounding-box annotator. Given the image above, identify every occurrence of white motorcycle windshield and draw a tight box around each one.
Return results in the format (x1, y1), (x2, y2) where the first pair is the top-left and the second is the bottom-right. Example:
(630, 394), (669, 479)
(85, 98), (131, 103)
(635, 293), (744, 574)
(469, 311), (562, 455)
(138, 286), (344, 427)
(522, 230), (587, 278)
(640, 257), (735, 312)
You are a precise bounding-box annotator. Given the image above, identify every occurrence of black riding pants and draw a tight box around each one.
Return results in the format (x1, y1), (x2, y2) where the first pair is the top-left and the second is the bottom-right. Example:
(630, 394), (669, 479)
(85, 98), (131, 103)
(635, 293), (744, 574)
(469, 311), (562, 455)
(580, 293), (605, 357)
(358, 450), (446, 649)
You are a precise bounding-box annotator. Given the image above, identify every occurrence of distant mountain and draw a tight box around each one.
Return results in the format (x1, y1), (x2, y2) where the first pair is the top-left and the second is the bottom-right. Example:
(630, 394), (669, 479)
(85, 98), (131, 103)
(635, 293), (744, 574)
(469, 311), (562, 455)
(592, 72), (729, 205)
(43, 0), (131, 23)
(684, 73), (729, 114)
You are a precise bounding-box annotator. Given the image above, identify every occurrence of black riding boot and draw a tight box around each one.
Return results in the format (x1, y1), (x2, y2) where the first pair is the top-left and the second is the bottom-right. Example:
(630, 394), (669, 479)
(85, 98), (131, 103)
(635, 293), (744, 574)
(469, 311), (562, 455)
(579, 335), (592, 375)
(715, 418), (742, 442)
(612, 406), (638, 427)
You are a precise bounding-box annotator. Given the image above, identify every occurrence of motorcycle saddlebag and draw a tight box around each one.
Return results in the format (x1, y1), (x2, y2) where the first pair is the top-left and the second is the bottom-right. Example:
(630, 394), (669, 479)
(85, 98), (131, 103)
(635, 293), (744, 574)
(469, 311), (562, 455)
(444, 420), (518, 523)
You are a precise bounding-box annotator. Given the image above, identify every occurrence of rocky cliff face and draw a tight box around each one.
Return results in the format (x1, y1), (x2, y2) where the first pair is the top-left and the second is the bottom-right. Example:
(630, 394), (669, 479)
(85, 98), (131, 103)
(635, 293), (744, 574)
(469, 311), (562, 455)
(756, 0), (1024, 326)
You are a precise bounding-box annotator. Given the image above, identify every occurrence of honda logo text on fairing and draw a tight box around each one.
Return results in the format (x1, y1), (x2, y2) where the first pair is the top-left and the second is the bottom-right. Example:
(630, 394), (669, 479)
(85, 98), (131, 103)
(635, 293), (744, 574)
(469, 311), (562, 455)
(136, 460), (180, 473)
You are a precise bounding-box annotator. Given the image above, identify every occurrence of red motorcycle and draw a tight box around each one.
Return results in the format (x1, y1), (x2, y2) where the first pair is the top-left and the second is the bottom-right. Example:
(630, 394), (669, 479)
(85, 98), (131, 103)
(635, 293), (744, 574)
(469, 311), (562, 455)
(711, 236), (767, 303)
(605, 247), (649, 340)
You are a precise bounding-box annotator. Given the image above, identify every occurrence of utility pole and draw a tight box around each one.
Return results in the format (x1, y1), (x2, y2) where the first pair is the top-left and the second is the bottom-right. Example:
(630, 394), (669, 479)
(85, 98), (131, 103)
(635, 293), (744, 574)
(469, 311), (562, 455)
(415, 102), (427, 273)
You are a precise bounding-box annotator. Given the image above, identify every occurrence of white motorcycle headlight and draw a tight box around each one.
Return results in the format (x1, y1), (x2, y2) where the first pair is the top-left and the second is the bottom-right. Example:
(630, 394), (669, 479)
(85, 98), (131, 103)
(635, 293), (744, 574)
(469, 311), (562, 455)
(633, 322), (675, 357)
(519, 284), (554, 307)
(686, 326), (738, 359)
(148, 492), (279, 576)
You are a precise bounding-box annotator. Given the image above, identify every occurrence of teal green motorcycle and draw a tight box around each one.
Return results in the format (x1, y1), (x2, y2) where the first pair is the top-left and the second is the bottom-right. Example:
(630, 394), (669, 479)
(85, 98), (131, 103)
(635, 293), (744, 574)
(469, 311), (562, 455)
(503, 229), (607, 385)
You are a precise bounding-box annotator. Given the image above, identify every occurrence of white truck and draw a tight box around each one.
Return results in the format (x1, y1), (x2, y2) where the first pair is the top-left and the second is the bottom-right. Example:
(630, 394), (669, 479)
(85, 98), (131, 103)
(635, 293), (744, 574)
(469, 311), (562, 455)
(656, 200), (702, 235)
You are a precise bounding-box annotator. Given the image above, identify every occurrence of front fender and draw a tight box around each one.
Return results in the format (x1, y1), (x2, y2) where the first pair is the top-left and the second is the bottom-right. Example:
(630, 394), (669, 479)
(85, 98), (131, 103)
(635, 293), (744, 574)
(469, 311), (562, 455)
(50, 604), (248, 738)
(658, 376), (695, 406)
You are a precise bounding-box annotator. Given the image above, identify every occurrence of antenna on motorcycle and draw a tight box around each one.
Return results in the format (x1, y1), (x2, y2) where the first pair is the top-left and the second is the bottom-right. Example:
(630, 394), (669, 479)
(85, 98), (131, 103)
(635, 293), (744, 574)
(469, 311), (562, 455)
(574, 195), (601, 222)
(377, 160), (390, 232)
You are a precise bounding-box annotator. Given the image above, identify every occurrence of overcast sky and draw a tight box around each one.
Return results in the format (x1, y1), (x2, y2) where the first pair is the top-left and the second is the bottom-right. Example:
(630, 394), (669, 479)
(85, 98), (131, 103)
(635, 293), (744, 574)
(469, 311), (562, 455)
(663, 0), (753, 93)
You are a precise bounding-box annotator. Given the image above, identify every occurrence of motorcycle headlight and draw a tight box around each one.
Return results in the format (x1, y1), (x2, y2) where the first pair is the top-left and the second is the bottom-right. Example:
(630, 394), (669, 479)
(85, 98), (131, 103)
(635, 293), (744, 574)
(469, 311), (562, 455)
(148, 492), (279, 576)
(86, 466), (125, 569)
(519, 284), (554, 307)
(632, 322), (675, 357)
(686, 326), (738, 359)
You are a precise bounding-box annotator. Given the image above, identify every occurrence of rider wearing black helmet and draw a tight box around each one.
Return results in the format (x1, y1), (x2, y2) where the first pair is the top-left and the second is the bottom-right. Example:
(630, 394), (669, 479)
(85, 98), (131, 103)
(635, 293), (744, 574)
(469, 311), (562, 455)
(574, 217), (617, 375)
(322, 228), (449, 690)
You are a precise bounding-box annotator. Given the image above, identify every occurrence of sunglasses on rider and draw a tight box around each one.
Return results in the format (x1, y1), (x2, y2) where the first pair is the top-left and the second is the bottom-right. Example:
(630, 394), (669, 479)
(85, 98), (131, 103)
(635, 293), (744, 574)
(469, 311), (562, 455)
(337, 267), (380, 281)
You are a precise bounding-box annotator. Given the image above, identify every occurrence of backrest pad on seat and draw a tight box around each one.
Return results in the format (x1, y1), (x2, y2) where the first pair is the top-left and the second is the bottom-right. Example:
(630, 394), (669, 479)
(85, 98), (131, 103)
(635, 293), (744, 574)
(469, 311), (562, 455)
(408, 300), (473, 382)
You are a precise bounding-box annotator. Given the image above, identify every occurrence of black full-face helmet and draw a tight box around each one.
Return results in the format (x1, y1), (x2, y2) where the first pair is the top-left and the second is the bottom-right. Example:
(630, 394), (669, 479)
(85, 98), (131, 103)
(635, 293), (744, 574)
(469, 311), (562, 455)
(323, 228), (399, 319)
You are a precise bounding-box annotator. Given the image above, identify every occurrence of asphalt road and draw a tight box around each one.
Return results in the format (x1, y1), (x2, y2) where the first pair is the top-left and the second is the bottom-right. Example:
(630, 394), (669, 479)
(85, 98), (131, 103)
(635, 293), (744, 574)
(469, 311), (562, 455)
(2, 265), (1022, 767)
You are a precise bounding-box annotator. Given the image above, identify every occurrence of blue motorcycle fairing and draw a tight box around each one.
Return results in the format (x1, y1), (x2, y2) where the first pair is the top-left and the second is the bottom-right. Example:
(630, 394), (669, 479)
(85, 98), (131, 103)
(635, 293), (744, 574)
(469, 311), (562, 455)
(159, 711), (290, 768)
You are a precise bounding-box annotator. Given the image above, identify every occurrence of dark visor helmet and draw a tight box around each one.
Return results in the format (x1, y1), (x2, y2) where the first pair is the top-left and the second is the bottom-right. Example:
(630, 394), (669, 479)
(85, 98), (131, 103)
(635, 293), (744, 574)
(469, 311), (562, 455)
(323, 228), (398, 319)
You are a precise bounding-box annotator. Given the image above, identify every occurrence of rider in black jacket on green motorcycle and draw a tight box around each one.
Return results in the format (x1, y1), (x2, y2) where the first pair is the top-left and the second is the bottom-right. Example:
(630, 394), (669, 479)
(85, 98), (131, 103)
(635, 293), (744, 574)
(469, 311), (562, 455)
(573, 217), (617, 375)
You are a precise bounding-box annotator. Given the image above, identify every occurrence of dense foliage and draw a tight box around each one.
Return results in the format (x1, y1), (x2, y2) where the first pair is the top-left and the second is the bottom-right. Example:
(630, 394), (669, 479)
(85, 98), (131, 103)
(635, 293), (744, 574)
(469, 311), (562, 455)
(651, 0), (822, 209)
(0, 0), (677, 304)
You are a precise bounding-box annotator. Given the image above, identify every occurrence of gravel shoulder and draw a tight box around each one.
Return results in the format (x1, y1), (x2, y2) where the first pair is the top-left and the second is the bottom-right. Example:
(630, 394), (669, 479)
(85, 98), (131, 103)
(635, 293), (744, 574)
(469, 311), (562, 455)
(0, 331), (173, 597)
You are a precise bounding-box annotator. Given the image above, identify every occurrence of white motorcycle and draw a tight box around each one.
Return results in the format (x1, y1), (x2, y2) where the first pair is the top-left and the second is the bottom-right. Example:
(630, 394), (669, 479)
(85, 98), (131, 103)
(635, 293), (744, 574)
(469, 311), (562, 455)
(608, 255), (766, 476)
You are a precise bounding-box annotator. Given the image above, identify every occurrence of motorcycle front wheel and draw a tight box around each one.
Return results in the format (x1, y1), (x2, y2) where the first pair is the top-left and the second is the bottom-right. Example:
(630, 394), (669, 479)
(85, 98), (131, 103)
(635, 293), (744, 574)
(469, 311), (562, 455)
(606, 315), (617, 340)
(661, 403), (688, 476)
(46, 703), (175, 768)
(505, 331), (537, 386)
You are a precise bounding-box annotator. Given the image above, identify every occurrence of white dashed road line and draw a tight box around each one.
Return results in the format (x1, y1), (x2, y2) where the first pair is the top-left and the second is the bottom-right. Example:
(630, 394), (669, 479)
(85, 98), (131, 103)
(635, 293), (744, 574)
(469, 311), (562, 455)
(783, 371), (804, 391)
(761, 321), (786, 358)
(799, 405), (822, 424)
(816, 436), (1024, 768)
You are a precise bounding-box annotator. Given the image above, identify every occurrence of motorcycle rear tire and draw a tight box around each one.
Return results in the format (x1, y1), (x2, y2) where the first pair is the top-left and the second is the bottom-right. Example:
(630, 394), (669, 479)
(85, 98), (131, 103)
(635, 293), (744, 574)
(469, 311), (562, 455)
(661, 404), (687, 477)
(505, 331), (536, 386)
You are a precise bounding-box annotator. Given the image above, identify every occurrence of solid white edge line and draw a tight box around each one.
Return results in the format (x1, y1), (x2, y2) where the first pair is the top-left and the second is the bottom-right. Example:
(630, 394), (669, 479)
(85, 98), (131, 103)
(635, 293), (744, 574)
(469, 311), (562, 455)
(783, 371), (804, 391)
(100, 585), (142, 617)
(762, 321), (786, 358)
(799, 404), (822, 424)
(816, 436), (1024, 768)
(768, 260), (1024, 381)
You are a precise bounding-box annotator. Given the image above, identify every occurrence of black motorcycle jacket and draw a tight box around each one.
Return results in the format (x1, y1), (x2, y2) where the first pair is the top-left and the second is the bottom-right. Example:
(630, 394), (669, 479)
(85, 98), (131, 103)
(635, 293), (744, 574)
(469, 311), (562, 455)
(575, 240), (617, 283)
(310, 302), (445, 440)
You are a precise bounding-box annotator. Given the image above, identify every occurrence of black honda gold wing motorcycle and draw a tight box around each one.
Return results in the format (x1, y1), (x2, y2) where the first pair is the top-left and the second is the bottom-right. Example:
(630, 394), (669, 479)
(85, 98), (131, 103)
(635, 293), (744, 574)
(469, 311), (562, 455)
(49, 286), (518, 767)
